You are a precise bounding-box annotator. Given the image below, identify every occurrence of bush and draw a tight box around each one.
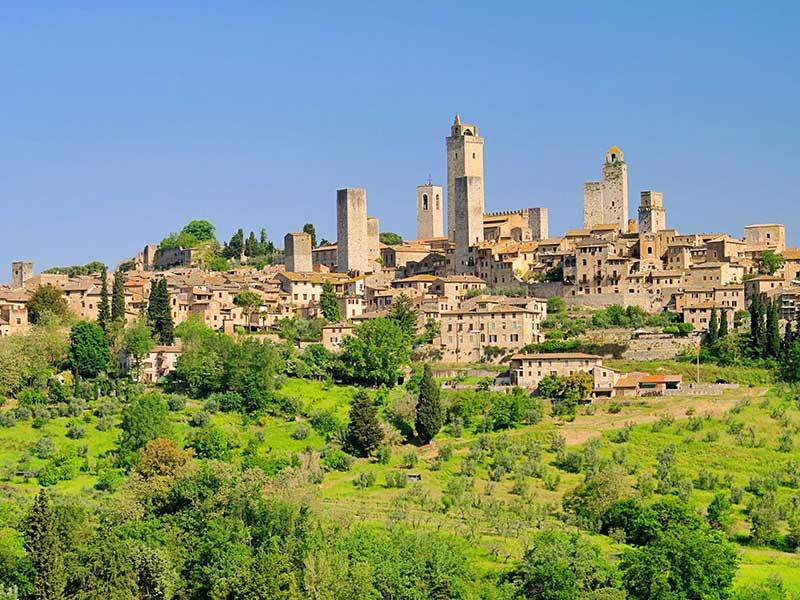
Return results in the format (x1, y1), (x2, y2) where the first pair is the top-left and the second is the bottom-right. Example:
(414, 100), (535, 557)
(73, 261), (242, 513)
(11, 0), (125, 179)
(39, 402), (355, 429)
(17, 387), (48, 407)
(354, 471), (377, 489)
(14, 407), (32, 421)
(438, 443), (453, 462)
(321, 449), (354, 472)
(401, 451), (418, 469)
(95, 416), (114, 431)
(190, 411), (210, 428)
(376, 444), (392, 465)
(204, 397), (220, 414)
(310, 409), (341, 437)
(385, 471), (408, 488)
(291, 423), (311, 440)
(0, 412), (16, 428)
(167, 394), (187, 412)
(66, 425), (86, 440)
(33, 437), (56, 459)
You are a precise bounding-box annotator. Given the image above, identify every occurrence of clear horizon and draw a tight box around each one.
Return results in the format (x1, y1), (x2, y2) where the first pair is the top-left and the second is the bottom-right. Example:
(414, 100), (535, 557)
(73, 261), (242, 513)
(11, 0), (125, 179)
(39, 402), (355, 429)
(2, 2), (798, 280)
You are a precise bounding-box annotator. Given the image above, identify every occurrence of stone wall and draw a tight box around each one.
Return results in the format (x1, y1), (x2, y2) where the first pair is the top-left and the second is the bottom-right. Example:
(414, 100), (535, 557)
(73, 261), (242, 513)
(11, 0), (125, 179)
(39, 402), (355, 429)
(623, 333), (702, 361)
(454, 176), (484, 274)
(582, 182), (603, 229)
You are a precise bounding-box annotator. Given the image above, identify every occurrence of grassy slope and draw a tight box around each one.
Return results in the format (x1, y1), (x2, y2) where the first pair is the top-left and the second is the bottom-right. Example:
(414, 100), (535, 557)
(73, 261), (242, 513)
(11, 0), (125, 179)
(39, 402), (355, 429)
(1, 366), (798, 591)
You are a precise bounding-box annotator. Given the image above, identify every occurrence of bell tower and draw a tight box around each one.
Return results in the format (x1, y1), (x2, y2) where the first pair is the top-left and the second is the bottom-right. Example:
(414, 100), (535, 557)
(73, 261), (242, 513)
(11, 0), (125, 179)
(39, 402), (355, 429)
(446, 115), (484, 241)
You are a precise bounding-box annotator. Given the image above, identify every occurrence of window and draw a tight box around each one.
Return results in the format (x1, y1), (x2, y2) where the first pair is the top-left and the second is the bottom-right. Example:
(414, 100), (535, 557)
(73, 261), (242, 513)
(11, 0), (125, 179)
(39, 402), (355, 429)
(435, 194), (440, 209)
(422, 194), (428, 210)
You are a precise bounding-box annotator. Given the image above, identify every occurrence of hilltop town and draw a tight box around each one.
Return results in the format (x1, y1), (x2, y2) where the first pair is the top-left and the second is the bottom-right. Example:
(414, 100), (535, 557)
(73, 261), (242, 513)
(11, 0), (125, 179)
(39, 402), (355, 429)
(2, 115), (793, 393)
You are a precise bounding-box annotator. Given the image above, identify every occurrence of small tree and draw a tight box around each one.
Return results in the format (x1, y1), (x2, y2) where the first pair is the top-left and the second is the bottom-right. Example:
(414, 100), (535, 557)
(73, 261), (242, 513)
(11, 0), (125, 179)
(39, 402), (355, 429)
(233, 290), (262, 331)
(759, 250), (785, 275)
(388, 293), (417, 338)
(119, 393), (171, 458)
(27, 284), (69, 324)
(750, 295), (766, 358)
(415, 364), (443, 444)
(111, 269), (126, 323)
(379, 232), (403, 245)
(347, 390), (384, 457)
(123, 316), (156, 380)
(302, 223), (317, 248)
(319, 281), (341, 322)
(97, 267), (111, 333)
(68, 321), (111, 378)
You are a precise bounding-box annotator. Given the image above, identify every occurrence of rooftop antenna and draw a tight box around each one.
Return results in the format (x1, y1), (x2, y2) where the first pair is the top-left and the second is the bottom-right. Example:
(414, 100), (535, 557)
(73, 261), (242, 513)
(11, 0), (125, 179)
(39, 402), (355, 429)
(427, 173), (432, 185)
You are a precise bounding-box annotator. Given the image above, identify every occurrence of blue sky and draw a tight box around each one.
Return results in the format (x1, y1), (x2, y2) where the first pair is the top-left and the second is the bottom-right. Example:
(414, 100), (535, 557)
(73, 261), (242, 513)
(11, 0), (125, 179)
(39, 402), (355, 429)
(1, 2), (798, 279)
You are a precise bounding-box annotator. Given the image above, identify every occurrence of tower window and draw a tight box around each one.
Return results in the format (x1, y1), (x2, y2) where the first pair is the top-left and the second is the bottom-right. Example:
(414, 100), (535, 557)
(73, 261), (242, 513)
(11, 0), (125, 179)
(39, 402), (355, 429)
(423, 194), (428, 210)
(472, 153), (476, 159)
(436, 194), (440, 209)
(455, 153), (458, 158)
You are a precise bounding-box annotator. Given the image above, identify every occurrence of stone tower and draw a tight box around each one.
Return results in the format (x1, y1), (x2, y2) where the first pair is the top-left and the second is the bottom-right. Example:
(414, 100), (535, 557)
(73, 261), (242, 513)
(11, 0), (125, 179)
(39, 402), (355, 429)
(11, 261), (33, 288)
(284, 232), (313, 273)
(336, 188), (369, 274)
(454, 176), (484, 275)
(638, 191), (666, 233)
(583, 146), (629, 230)
(447, 115), (484, 241)
(527, 207), (549, 240)
(367, 216), (380, 269)
(416, 183), (444, 239)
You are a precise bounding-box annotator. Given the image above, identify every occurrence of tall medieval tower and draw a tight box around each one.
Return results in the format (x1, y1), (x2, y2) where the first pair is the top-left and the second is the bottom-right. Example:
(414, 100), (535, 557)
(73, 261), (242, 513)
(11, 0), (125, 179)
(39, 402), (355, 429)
(11, 261), (33, 288)
(336, 188), (369, 274)
(416, 182), (444, 239)
(583, 146), (629, 230)
(638, 191), (666, 233)
(446, 115), (484, 241)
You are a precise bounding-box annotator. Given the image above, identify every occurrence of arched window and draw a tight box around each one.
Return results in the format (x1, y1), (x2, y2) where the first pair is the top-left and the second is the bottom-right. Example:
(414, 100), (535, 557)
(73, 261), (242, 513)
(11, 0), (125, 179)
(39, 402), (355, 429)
(422, 194), (428, 210)
(435, 194), (440, 209)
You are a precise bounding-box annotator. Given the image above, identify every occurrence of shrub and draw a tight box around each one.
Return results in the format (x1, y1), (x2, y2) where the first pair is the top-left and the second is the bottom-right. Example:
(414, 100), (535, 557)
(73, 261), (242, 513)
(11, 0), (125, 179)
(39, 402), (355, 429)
(354, 471), (376, 489)
(376, 444), (392, 465)
(33, 437), (56, 459)
(14, 407), (32, 421)
(204, 397), (220, 414)
(0, 412), (16, 428)
(321, 449), (354, 472)
(190, 411), (210, 428)
(291, 423), (311, 440)
(385, 471), (408, 488)
(95, 416), (114, 431)
(166, 394), (187, 412)
(401, 452), (418, 469)
(66, 425), (86, 440)
(310, 409), (341, 437)
(17, 387), (48, 407)
(438, 443), (454, 462)
(607, 402), (623, 414)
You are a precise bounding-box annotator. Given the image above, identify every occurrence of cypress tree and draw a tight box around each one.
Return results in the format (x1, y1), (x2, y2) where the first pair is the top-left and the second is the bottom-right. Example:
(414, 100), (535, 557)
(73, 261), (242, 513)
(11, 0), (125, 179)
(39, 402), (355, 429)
(157, 279), (174, 344)
(97, 267), (110, 333)
(111, 269), (126, 323)
(346, 390), (384, 457)
(766, 300), (781, 358)
(415, 363), (443, 444)
(26, 489), (65, 600)
(750, 295), (767, 358)
(245, 231), (258, 256)
(707, 308), (719, 346)
(782, 321), (794, 356)
(147, 278), (174, 345)
(718, 308), (729, 338)
(320, 281), (341, 322)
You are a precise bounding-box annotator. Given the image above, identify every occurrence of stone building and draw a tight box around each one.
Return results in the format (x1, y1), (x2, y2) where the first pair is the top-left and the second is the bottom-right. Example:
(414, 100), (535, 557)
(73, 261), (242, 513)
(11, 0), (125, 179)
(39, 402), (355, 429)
(284, 232), (313, 273)
(454, 176), (484, 274)
(367, 216), (380, 269)
(416, 183), (444, 239)
(11, 262), (33, 288)
(744, 224), (786, 253)
(583, 146), (629, 230)
(447, 115), (484, 241)
(336, 188), (369, 274)
(483, 208), (549, 242)
(638, 191), (666, 233)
